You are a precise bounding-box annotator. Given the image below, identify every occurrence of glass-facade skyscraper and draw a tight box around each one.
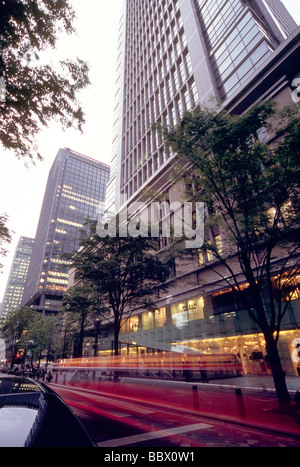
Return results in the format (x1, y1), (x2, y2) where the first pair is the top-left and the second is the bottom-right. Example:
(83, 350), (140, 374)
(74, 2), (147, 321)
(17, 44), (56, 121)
(106, 0), (297, 213)
(22, 148), (110, 316)
(100, 0), (300, 371)
(0, 237), (34, 321)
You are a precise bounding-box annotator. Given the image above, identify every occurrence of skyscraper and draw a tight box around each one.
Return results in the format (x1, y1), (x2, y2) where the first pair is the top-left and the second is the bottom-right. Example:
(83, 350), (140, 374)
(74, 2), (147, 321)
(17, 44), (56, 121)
(0, 237), (34, 320)
(98, 0), (300, 372)
(106, 0), (297, 213)
(22, 148), (110, 316)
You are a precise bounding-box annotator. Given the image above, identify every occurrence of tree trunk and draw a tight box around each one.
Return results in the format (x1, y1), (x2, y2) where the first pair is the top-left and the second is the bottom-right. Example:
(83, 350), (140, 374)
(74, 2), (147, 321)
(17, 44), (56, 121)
(247, 283), (290, 404)
(114, 323), (120, 356)
(72, 333), (82, 359)
(75, 312), (86, 358)
(113, 323), (121, 381)
(264, 331), (290, 405)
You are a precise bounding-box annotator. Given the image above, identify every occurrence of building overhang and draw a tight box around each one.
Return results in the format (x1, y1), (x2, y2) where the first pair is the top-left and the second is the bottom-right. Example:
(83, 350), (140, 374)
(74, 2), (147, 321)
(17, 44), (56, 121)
(224, 26), (300, 115)
(24, 292), (42, 308)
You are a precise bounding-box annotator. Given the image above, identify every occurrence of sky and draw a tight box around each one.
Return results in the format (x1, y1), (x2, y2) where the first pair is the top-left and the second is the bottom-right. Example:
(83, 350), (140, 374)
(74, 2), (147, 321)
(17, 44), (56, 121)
(0, 0), (299, 303)
(0, 0), (124, 301)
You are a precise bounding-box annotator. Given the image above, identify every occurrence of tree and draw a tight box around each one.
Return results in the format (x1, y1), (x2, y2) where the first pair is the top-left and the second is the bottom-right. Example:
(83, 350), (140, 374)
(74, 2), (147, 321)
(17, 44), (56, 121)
(0, 307), (37, 364)
(26, 313), (60, 365)
(158, 101), (300, 403)
(0, 213), (12, 270)
(0, 307), (60, 365)
(0, 0), (90, 162)
(67, 218), (171, 356)
(62, 282), (98, 358)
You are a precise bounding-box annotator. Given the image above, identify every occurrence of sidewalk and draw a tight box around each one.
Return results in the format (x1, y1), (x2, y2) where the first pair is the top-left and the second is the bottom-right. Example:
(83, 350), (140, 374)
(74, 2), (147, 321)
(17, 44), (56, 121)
(199, 374), (300, 394)
(51, 368), (300, 395)
(180, 375), (300, 437)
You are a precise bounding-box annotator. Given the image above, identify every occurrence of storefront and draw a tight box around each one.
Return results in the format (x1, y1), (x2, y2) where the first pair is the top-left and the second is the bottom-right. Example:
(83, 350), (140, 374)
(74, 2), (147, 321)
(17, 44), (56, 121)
(171, 296), (204, 329)
(100, 291), (300, 376)
(174, 329), (300, 376)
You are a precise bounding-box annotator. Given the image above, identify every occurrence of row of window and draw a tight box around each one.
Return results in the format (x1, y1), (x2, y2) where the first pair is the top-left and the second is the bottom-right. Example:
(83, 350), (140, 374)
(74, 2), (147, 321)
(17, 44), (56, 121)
(120, 295), (205, 334)
(196, 0), (277, 99)
(121, 77), (199, 198)
(119, 273), (300, 337)
(124, 49), (192, 134)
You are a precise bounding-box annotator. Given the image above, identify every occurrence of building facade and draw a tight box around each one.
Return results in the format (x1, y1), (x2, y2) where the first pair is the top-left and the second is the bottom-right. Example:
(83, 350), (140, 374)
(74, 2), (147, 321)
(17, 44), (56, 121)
(0, 237), (34, 321)
(106, 0), (297, 213)
(22, 148), (110, 316)
(95, 0), (300, 376)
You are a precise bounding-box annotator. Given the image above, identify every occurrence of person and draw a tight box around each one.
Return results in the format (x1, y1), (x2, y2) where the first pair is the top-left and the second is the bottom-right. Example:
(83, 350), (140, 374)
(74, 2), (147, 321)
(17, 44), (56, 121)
(46, 371), (53, 383)
(182, 361), (193, 382)
(200, 369), (209, 383)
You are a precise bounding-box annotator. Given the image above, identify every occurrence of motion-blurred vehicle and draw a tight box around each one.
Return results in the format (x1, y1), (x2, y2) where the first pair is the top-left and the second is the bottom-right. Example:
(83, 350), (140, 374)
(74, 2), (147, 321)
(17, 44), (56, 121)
(0, 376), (96, 447)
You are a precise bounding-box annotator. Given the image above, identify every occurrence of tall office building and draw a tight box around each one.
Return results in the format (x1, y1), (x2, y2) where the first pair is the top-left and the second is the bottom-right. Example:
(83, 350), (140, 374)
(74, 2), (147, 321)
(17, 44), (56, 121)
(106, 0), (297, 213)
(98, 0), (300, 374)
(22, 148), (110, 316)
(0, 237), (34, 320)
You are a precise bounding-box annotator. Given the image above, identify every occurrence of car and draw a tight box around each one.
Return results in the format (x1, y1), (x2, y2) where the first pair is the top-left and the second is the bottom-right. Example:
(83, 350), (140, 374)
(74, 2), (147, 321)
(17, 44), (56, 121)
(0, 375), (97, 447)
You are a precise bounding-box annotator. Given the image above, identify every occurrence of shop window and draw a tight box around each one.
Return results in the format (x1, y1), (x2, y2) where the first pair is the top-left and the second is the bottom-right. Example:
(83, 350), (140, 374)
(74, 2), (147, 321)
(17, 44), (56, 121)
(171, 304), (189, 329)
(212, 286), (253, 315)
(171, 297), (204, 327)
(129, 316), (139, 332)
(142, 308), (167, 330)
(212, 290), (234, 315)
(120, 316), (139, 334)
(154, 307), (167, 327)
(142, 311), (155, 330)
(276, 274), (300, 302)
(188, 297), (204, 321)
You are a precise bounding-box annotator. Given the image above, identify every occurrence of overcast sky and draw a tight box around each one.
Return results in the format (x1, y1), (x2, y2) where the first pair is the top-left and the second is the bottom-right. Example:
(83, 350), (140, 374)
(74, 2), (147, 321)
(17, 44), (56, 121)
(0, 0), (299, 302)
(0, 0), (124, 301)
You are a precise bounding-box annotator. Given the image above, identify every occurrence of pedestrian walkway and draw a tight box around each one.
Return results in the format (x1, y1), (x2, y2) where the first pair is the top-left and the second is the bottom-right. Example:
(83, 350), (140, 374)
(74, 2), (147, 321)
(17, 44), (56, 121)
(199, 374), (300, 394)
(51, 368), (300, 398)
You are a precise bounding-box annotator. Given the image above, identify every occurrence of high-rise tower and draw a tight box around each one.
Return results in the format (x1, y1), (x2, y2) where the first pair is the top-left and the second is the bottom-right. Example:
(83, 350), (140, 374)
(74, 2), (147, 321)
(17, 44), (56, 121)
(106, 0), (297, 213)
(22, 148), (110, 316)
(0, 237), (34, 321)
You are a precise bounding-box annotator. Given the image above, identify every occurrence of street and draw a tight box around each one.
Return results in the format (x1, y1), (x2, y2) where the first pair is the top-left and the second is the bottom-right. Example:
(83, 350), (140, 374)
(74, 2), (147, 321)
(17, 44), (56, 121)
(49, 375), (300, 448)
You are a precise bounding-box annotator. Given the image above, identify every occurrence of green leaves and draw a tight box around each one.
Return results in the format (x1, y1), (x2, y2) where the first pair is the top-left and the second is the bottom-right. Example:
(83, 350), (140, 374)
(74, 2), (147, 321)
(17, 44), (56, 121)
(0, 0), (90, 161)
(0, 307), (59, 360)
(66, 218), (172, 355)
(0, 213), (12, 269)
(160, 101), (300, 247)
(158, 100), (300, 333)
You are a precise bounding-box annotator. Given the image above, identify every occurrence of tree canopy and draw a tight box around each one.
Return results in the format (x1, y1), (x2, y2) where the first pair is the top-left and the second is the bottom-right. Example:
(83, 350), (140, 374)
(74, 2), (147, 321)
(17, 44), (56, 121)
(0, 0), (90, 162)
(0, 307), (60, 365)
(64, 219), (172, 356)
(0, 213), (12, 269)
(159, 101), (300, 402)
(62, 281), (99, 358)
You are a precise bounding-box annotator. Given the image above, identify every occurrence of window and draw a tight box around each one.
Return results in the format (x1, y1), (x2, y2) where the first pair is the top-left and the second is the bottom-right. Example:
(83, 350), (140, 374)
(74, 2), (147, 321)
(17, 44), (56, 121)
(276, 274), (300, 302)
(215, 234), (223, 255)
(207, 240), (213, 261)
(154, 307), (167, 327)
(198, 250), (204, 265)
(190, 80), (199, 105)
